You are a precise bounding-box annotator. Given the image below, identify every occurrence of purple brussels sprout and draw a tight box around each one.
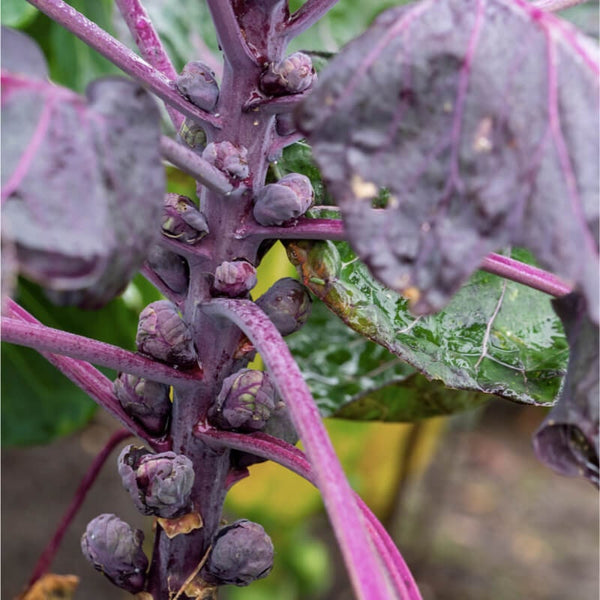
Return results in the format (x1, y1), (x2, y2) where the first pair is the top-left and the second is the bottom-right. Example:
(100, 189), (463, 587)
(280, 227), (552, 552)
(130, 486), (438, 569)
(275, 112), (297, 137)
(175, 61), (219, 112)
(233, 398), (299, 469)
(113, 372), (171, 435)
(253, 173), (314, 226)
(256, 277), (312, 336)
(203, 520), (274, 586)
(136, 300), (197, 368)
(147, 244), (189, 294)
(161, 193), (209, 245)
(260, 52), (316, 96)
(118, 445), (195, 518)
(213, 260), (257, 297)
(208, 369), (277, 432)
(202, 141), (249, 180)
(81, 513), (148, 593)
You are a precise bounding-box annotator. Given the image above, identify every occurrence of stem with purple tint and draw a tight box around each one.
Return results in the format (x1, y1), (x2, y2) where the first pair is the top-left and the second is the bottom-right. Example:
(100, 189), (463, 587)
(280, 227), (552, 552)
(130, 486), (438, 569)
(5, 300), (171, 451)
(532, 0), (589, 11)
(202, 298), (394, 600)
(0, 316), (202, 387)
(284, 0), (342, 41)
(27, 429), (133, 588)
(236, 216), (572, 297)
(114, 0), (183, 129)
(25, 0), (221, 130)
(195, 426), (422, 600)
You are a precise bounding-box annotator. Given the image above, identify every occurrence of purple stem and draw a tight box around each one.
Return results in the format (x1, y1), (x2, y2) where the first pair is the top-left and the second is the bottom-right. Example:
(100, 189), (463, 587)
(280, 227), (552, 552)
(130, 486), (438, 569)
(25, 0), (221, 129)
(237, 216), (572, 297)
(283, 0), (342, 41)
(160, 136), (234, 195)
(195, 427), (422, 600)
(5, 300), (170, 450)
(114, 0), (183, 129)
(532, 0), (588, 10)
(1, 316), (202, 387)
(244, 90), (312, 114)
(202, 298), (394, 600)
(27, 428), (133, 588)
(205, 0), (257, 69)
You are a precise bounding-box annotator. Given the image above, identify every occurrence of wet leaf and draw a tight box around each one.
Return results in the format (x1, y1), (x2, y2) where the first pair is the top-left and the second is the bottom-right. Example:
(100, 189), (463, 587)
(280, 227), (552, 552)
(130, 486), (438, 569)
(296, 0), (599, 322)
(288, 300), (488, 420)
(1, 30), (164, 308)
(533, 293), (599, 486)
(287, 212), (568, 407)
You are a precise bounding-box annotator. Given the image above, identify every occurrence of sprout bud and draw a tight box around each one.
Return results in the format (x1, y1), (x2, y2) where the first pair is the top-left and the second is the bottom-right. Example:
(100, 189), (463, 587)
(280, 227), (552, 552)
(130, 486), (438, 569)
(178, 118), (207, 150)
(208, 369), (277, 432)
(213, 260), (257, 297)
(202, 142), (249, 180)
(118, 445), (195, 518)
(136, 300), (197, 368)
(260, 52), (316, 96)
(253, 173), (314, 226)
(147, 244), (189, 294)
(256, 277), (312, 336)
(113, 373), (171, 435)
(175, 61), (219, 112)
(81, 513), (148, 593)
(203, 520), (274, 587)
(161, 193), (209, 245)
(275, 112), (297, 137)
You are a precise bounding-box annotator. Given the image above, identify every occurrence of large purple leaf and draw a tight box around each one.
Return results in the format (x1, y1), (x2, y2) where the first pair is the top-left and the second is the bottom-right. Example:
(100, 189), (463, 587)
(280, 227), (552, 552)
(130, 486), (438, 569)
(533, 293), (599, 486)
(296, 0), (599, 323)
(1, 29), (164, 308)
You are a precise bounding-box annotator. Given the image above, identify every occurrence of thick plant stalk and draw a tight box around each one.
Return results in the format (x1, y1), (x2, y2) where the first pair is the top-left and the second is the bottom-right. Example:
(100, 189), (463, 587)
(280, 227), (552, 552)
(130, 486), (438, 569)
(25, 0), (221, 129)
(27, 429), (133, 588)
(203, 298), (395, 600)
(195, 426), (422, 600)
(115, 0), (183, 129)
(1, 316), (202, 386)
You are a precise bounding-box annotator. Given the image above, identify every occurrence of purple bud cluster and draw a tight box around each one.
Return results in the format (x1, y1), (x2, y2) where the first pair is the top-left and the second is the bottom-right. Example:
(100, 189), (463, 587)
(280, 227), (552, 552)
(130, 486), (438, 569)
(175, 61), (219, 112)
(203, 520), (274, 587)
(113, 372), (171, 435)
(161, 193), (209, 245)
(213, 260), (257, 297)
(256, 277), (312, 336)
(81, 513), (148, 593)
(203, 141), (249, 180)
(260, 52), (316, 96)
(136, 300), (197, 368)
(118, 445), (195, 519)
(208, 369), (276, 432)
(253, 173), (314, 226)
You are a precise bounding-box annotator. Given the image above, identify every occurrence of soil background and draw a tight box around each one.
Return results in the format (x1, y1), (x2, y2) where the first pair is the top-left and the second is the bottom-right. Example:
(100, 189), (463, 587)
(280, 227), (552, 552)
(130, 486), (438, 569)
(2, 400), (598, 600)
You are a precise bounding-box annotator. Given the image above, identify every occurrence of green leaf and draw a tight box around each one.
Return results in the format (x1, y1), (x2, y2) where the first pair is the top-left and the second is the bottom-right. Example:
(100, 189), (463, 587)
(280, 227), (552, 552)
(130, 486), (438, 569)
(1, 1), (38, 27)
(1, 276), (163, 446)
(23, 0), (119, 92)
(288, 301), (488, 420)
(287, 215), (568, 408)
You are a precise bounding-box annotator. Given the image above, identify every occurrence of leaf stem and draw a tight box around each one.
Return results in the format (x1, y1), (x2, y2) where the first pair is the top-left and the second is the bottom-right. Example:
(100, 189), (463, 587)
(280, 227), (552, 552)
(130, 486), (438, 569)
(25, 0), (221, 128)
(284, 0), (342, 41)
(205, 0), (257, 69)
(202, 298), (395, 600)
(27, 428), (133, 588)
(114, 0), (183, 129)
(194, 427), (422, 600)
(160, 136), (234, 195)
(532, 0), (589, 11)
(4, 300), (171, 450)
(1, 315), (202, 386)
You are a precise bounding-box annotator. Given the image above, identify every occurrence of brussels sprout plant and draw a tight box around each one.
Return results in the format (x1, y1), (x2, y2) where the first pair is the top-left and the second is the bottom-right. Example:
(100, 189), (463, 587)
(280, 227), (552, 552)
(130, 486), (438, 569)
(1, 0), (598, 598)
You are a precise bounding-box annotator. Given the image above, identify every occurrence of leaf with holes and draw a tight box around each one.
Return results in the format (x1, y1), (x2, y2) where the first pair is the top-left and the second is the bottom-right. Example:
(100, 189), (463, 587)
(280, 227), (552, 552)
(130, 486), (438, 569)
(296, 0), (599, 322)
(287, 212), (568, 406)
